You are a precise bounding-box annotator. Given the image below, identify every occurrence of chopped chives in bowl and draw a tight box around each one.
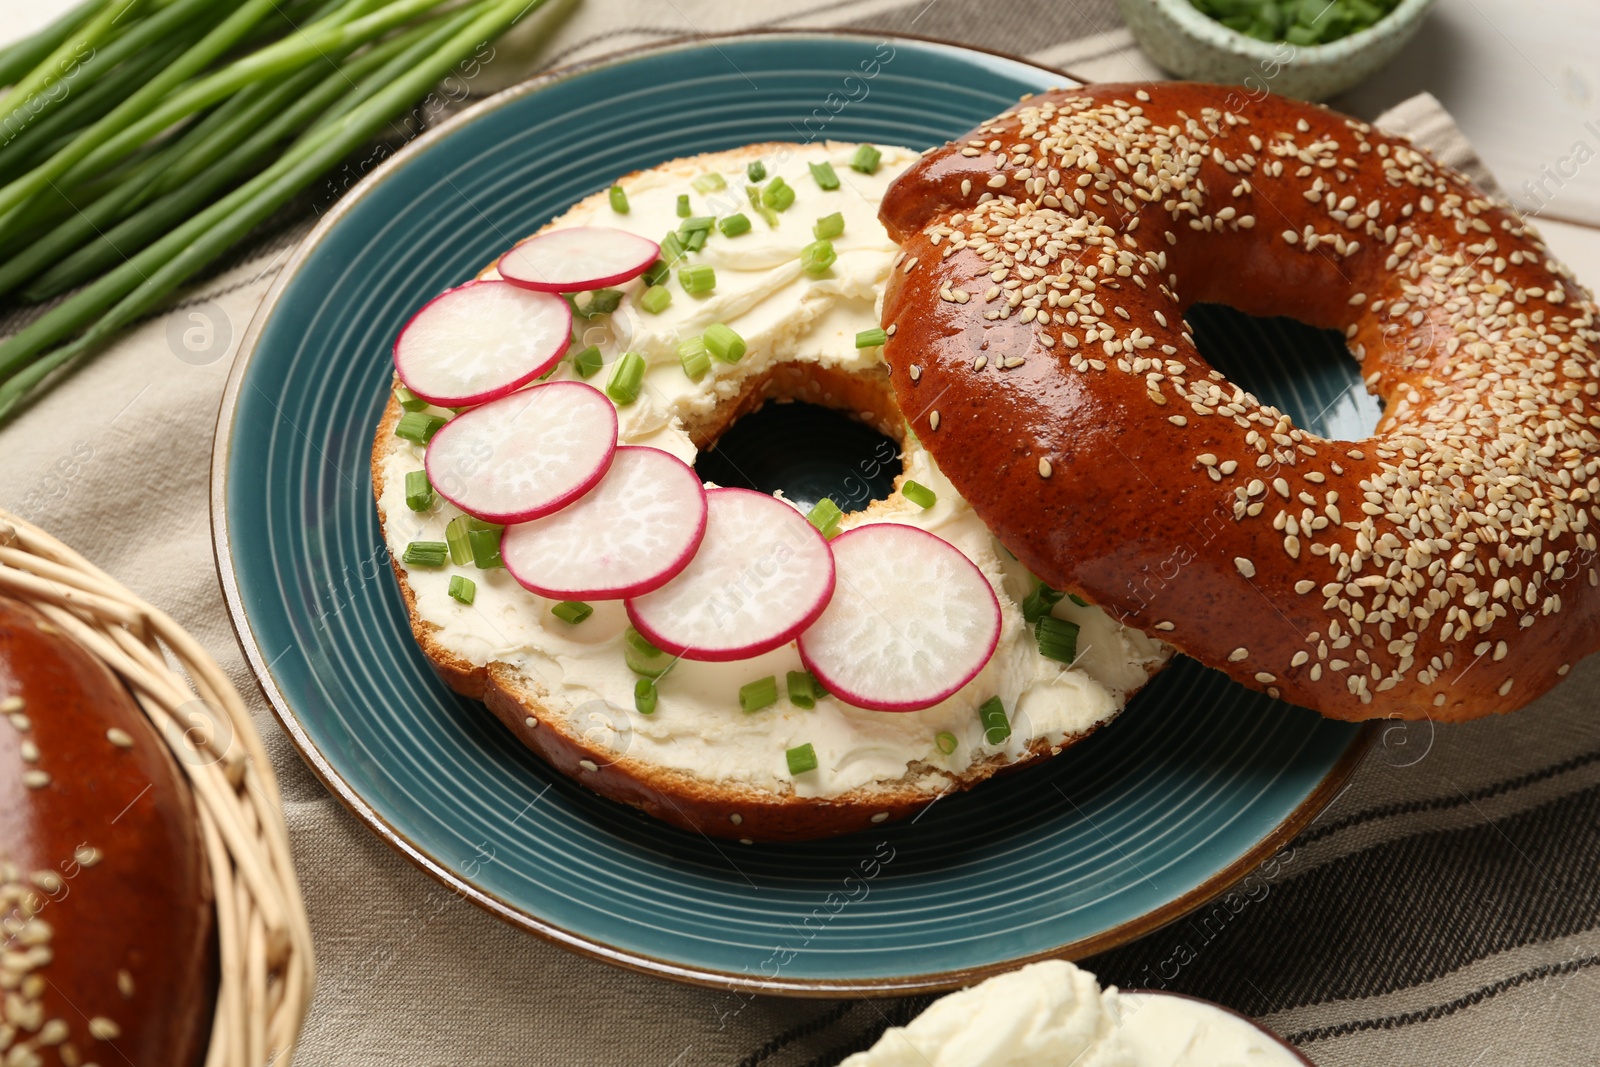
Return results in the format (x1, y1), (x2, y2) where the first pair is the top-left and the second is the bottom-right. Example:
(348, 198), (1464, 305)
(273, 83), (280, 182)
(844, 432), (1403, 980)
(1188, 0), (1400, 43)
(638, 284), (672, 315)
(977, 696), (1011, 745)
(572, 344), (604, 378)
(800, 239), (836, 275)
(606, 351), (646, 404)
(402, 541), (448, 567)
(785, 742), (818, 776)
(394, 411), (446, 445)
(808, 161), (839, 190)
(739, 675), (778, 712)
(703, 323), (745, 363)
(551, 600), (593, 624)
(608, 185), (629, 214)
(404, 470), (433, 512)
(814, 212), (844, 240)
(447, 575), (476, 605)
(901, 480), (936, 509)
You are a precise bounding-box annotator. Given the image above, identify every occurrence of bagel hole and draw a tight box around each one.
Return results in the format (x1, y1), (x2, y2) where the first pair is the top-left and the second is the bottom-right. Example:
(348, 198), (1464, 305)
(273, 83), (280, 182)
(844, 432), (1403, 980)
(1185, 304), (1383, 439)
(691, 364), (904, 513)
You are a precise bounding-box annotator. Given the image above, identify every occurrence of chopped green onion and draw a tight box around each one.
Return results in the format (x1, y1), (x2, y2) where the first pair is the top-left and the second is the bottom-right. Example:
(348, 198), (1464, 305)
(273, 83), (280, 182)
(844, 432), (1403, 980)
(608, 185), (629, 214)
(935, 730), (958, 755)
(1069, 593), (1090, 607)
(703, 323), (746, 363)
(808, 161), (840, 190)
(447, 574), (476, 605)
(746, 160), (766, 182)
(638, 284), (672, 315)
(572, 344), (603, 379)
(813, 212), (844, 240)
(675, 193), (691, 218)
(394, 411), (446, 444)
(550, 600), (593, 625)
(679, 215), (715, 234)
(571, 288), (622, 318)
(786, 742), (818, 775)
(683, 228), (708, 252)
(553, 601), (598, 627)
(642, 258), (671, 287)
(634, 676), (658, 715)
(850, 144), (882, 174)
(624, 626), (672, 678)
(395, 385), (429, 412)
(787, 670), (823, 709)
(467, 520), (503, 569)
(855, 326), (887, 348)
(678, 264), (716, 294)
(678, 336), (711, 380)
(806, 497), (843, 539)
(660, 230), (687, 264)
(404, 469), (433, 512)
(402, 541), (447, 567)
(800, 239), (836, 275)
(718, 212), (751, 237)
(977, 696), (1011, 745)
(691, 172), (726, 193)
(739, 675), (778, 713)
(606, 351), (646, 405)
(746, 185), (779, 227)
(1036, 615), (1081, 665)
(902, 480), (936, 509)
(761, 176), (795, 212)
(445, 514), (472, 566)
(1021, 581), (1066, 624)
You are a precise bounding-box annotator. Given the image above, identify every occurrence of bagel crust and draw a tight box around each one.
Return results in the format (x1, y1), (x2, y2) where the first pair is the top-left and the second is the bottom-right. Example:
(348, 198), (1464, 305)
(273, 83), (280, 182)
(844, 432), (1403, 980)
(879, 83), (1600, 722)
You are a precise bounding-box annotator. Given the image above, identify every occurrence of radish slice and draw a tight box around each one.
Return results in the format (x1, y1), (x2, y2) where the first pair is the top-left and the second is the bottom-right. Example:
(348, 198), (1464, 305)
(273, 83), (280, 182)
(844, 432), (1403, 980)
(424, 382), (617, 525)
(498, 227), (660, 293)
(501, 447), (708, 600)
(393, 280), (571, 407)
(798, 524), (1001, 712)
(626, 489), (835, 661)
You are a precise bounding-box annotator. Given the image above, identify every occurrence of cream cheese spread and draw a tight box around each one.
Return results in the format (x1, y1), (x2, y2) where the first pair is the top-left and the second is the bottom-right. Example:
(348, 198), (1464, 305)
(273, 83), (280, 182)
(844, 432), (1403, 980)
(376, 141), (1170, 799)
(838, 961), (1304, 1067)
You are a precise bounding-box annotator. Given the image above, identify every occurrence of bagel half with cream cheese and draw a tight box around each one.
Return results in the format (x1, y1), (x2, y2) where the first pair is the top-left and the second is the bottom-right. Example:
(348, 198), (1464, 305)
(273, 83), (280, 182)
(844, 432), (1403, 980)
(373, 142), (1172, 841)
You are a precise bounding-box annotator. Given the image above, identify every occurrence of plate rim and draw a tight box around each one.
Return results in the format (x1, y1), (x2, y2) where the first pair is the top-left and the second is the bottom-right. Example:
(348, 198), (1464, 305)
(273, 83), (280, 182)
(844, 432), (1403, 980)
(209, 28), (1379, 997)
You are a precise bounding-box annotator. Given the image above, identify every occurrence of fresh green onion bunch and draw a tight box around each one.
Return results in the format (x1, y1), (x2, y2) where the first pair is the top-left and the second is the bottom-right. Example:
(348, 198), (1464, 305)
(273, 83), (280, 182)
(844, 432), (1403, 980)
(1188, 0), (1399, 44)
(0, 0), (558, 423)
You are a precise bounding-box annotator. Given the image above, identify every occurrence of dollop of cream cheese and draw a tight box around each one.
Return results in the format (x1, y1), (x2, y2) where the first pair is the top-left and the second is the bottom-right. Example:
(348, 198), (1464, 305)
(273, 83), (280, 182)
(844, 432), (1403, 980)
(838, 961), (1304, 1067)
(376, 141), (1169, 799)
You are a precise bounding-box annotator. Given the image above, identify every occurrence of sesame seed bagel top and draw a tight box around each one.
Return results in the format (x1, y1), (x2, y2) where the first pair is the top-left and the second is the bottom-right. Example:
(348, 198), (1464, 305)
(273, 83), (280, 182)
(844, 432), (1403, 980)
(878, 82), (1600, 723)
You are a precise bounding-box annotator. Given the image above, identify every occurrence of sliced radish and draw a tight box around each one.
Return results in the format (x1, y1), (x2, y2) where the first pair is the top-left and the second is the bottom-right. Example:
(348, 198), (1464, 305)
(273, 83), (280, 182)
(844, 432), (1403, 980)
(626, 489), (835, 661)
(501, 447), (708, 600)
(497, 227), (660, 293)
(798, 524), (1001, 712)
(424, 381), (617, 524)
(393, 280), (571, 407)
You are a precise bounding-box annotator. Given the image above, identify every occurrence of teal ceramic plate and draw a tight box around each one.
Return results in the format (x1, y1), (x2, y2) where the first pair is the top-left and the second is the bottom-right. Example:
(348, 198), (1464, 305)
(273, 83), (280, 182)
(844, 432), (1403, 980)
(213, 32), (1374, 995)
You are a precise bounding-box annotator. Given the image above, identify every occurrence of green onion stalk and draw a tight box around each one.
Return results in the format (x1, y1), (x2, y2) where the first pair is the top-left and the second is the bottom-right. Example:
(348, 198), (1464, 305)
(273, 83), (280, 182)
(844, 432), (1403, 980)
(0, 0), (549, 422)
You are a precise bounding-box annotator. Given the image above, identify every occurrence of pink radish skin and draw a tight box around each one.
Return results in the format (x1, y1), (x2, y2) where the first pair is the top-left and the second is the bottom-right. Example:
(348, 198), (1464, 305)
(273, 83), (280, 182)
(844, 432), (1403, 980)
(501, 447), (708, 600)
(393, 280), (571, 407)
(625, 489), (835, 662)
(497, 227), (660, 293)
(798, 524), (1002, 712)
(424, 382), (617, 525)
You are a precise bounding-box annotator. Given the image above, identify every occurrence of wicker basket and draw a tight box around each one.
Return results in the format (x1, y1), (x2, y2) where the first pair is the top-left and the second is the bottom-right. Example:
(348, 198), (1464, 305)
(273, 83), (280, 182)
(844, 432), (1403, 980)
(0, 509), (314, 1067)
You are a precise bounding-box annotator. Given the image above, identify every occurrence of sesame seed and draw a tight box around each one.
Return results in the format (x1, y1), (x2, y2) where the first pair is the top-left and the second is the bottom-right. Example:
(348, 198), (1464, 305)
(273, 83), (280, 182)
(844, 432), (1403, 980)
(1154, 621), (1176, 631)
(117, 970), (135, 998)
(0, 696), (21, 714)
(106, 728), (133, 749)
(524, 716), (538, 729)
(871, 812), (890, 823)
(730, 813), (743, 825)
(1039, 457), (1054, 478)
(22, 770), (49, 789)
(1235, 557), (1256, 579)
(88, 1017), (121, 1041)
(929, 410), (941, 431)
(578, 759), (598, 772)
(1228, 647), (1249, 662)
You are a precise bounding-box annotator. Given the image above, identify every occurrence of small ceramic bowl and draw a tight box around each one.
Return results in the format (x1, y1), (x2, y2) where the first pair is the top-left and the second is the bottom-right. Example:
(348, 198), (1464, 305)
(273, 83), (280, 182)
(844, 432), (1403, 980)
(1115, 0), (1437, 101)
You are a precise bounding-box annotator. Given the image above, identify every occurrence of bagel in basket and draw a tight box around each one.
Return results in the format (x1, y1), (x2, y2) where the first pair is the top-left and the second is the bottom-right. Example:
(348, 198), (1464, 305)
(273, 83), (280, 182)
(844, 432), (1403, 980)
(0, 594), (214, 1067)
(372, 141), (1172, 841)
(878, 83), (1600, 723)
